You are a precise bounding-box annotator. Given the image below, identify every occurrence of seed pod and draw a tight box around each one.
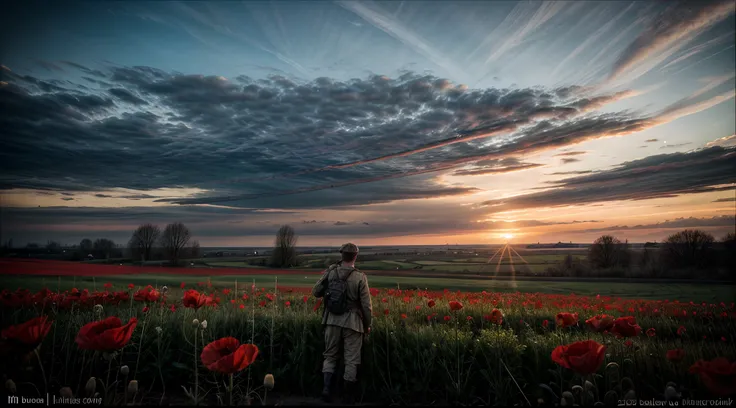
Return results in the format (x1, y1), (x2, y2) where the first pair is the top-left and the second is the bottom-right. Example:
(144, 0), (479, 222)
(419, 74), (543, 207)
(571, 385), (583, 395)
(664, 386), (679, 401)
(128, 380), (139, 394)
(60, 387), (73, 398)
(603, 390), (618, 406)
(5, 379), (17, 394)
(200, 320), (208, 329)
(624, 389), (636, 401)
(561, 391), (574, 406)
(85, 377), (96, 397)
(621, 377), (634, 392)
(584, 381), (594, 391)
(263, 374), (275, 390)
(192, 319), (200, 328)
(120, 365), (130, 376)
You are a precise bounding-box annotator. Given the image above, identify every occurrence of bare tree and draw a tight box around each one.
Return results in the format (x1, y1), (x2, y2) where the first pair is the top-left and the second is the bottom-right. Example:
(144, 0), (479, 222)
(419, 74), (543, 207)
(79, 239), (93, 253)
(93, 238), (116, 260)
(661, 229), (715, 269)
(588, 235), (629, 269)
(128, 223), (160, 262)
(160, 222), (191, 266)
(270, 225), (298, 268)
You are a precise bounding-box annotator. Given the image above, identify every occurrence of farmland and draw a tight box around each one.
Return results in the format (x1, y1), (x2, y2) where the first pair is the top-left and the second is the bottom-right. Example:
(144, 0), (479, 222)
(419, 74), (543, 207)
(1, 258), (735, 405)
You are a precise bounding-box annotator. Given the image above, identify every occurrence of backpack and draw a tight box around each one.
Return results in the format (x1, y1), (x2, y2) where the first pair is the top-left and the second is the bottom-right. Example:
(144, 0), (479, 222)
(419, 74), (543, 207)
(324, 264), (357, 315)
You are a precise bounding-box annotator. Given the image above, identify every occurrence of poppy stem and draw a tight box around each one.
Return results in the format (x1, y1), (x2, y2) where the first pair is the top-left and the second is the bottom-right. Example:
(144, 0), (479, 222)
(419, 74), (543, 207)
(229, 373), (234, 406)
(194, 325), (199, 406)
(34, 348), (48, 395)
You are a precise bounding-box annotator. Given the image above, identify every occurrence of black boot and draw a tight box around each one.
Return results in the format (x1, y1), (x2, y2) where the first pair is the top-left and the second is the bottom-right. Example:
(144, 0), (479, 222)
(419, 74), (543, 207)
(321, 372), (333, 402)
(343, 380), (357, 405)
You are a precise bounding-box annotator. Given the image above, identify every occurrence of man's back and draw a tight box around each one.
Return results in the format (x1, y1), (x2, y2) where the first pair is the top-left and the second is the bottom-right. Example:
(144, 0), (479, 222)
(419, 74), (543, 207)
(313, 263), (373, 333)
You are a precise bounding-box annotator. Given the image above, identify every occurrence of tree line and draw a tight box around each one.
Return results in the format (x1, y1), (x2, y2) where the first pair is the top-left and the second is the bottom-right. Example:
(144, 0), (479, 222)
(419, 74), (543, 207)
(550, 229), (735, 280)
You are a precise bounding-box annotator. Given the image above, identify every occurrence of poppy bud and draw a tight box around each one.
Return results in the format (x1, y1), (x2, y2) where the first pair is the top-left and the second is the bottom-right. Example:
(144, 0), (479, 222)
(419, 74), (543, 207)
(571, 385), (583, 395)
(624, 389), (636, 401)
(155, 326), (163, 335)
(561, 391), (574, 406)
(161, 286), (168, 293)
(60, 387), (73, 398)
(192, 318), (200, 328)
(263, 374), (274, 390)
(127, 380), (139, 394)
(664, 386), (679, 401)
(5, 379), (16, 394)
(201, 320), (208, 329)
(120, 365), (129, 376)
(584, 381), (594, 391)
(94, 304), (103, 314)
(85, 377), (96, 397)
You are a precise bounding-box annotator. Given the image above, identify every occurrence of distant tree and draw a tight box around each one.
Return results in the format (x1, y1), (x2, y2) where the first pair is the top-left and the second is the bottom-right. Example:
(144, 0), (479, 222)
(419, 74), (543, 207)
(661, 229), (715, 269)
(79, 239), (93, 253)
(270, 225), (298, 268)
(159, 222), (191, 266)
(45, 240), (61, 252)
(720, 232), (735, 272)
(128, 223), (160, 262)
(188, 240), (201, 259)
(588, 235), (629, 269)
(93, 238), (116, 260)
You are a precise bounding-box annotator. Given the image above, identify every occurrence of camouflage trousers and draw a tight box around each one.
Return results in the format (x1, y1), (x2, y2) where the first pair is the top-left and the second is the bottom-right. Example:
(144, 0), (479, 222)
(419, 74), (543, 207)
(322, 324), (363, 382)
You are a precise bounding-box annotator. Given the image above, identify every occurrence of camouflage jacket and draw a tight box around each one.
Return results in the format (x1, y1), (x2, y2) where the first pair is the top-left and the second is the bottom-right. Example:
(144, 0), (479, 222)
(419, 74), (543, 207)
(312, 263), (373, 333)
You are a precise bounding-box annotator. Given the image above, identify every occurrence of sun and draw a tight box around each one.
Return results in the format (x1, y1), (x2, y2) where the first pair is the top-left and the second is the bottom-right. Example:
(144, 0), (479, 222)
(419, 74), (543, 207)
(502, 233), (514, 240)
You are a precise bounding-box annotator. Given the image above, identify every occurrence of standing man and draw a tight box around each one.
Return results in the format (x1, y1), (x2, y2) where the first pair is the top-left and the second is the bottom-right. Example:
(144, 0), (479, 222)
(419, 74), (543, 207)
(312, 243), (372, 404)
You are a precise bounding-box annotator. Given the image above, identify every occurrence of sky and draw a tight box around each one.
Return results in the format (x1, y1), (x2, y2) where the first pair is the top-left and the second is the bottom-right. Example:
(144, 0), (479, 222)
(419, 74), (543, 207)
(0, 0), (735, 247)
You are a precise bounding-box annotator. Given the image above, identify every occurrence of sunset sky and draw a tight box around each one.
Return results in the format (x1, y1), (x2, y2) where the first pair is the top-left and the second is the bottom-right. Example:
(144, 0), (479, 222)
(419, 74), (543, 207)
(1, 0), (735, 247)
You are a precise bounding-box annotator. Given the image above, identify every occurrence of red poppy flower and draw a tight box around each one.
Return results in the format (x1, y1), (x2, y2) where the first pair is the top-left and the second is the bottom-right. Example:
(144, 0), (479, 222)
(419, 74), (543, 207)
(142, 306), (149, 313)
(128, 284), (135, 290)
(75, 317), (137, 351)
(266, 293), (275, 302)
(303, 295), (308, 303)
(427, 300), (436, 308)
(201, 337), (259, 374)
(443, 315), (451, 322)
(369, 288), (379, 297)
(449, 301), (463, 311)
(555, 312), (579, 328)
(182, 290), (213, 309)
(222, 289), (231, 296)
(611, 316), (642, 337)
(624, 340), (633, 348)
(551, 340), (607, 375)
(180, 282), (186, 289)
(1, 316), (53, 348)
(415, 305), (421, 311)
(259, 301), (266, 307)
(542, 319), (549, 328)
(284, 301), (291, 308)
(666, 349), (685, 363)
(103, 283), (112, 289)
(313, 298), (322, 312)
(401, 314), (407, 319)
(133, 287), (160, 302)
(677, 326), (686, 336)
(585, 315), (614, 332)
(169, 304), (176, 312)
(483, 309), (503, 325)
(689, 358), (736, 396)
(466, 316), (473, 321)
(239, 304), (245, 309)
(646, 328), (656, 337)
(384, 309), (390, 316)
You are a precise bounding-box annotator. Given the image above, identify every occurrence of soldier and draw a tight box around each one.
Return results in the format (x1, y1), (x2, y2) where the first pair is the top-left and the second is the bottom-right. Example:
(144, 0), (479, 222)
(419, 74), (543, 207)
(312, 243), (373, 404)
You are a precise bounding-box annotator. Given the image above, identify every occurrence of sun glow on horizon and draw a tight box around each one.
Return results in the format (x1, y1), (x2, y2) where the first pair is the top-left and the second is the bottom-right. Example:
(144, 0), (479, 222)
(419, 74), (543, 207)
(503, 233), (514, 240)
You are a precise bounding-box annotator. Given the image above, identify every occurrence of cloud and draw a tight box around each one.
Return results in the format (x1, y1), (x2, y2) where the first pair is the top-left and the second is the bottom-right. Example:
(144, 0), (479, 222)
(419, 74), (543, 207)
(578, 215), (735, 233)
(2, 62), (732, 213)
(554, 151), (587, 157)
(645, 139), (659, 143)
(608, 0), (735, 83)
(481, 146), (736, 210)
(712, 197), (735, 202)
(705, 134), (736, 148)
(561, 158), (581, 164)
(660, 142), (692, 149)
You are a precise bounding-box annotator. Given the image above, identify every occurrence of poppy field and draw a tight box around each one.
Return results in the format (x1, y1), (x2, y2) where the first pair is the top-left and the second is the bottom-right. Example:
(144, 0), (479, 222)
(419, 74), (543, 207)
(1, 277), (735, 406)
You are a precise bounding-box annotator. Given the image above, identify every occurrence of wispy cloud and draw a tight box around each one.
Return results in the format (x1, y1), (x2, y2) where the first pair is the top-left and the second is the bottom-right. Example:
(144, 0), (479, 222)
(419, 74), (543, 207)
(608, 0), (735, 84)
(705, 134), (736, 148)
